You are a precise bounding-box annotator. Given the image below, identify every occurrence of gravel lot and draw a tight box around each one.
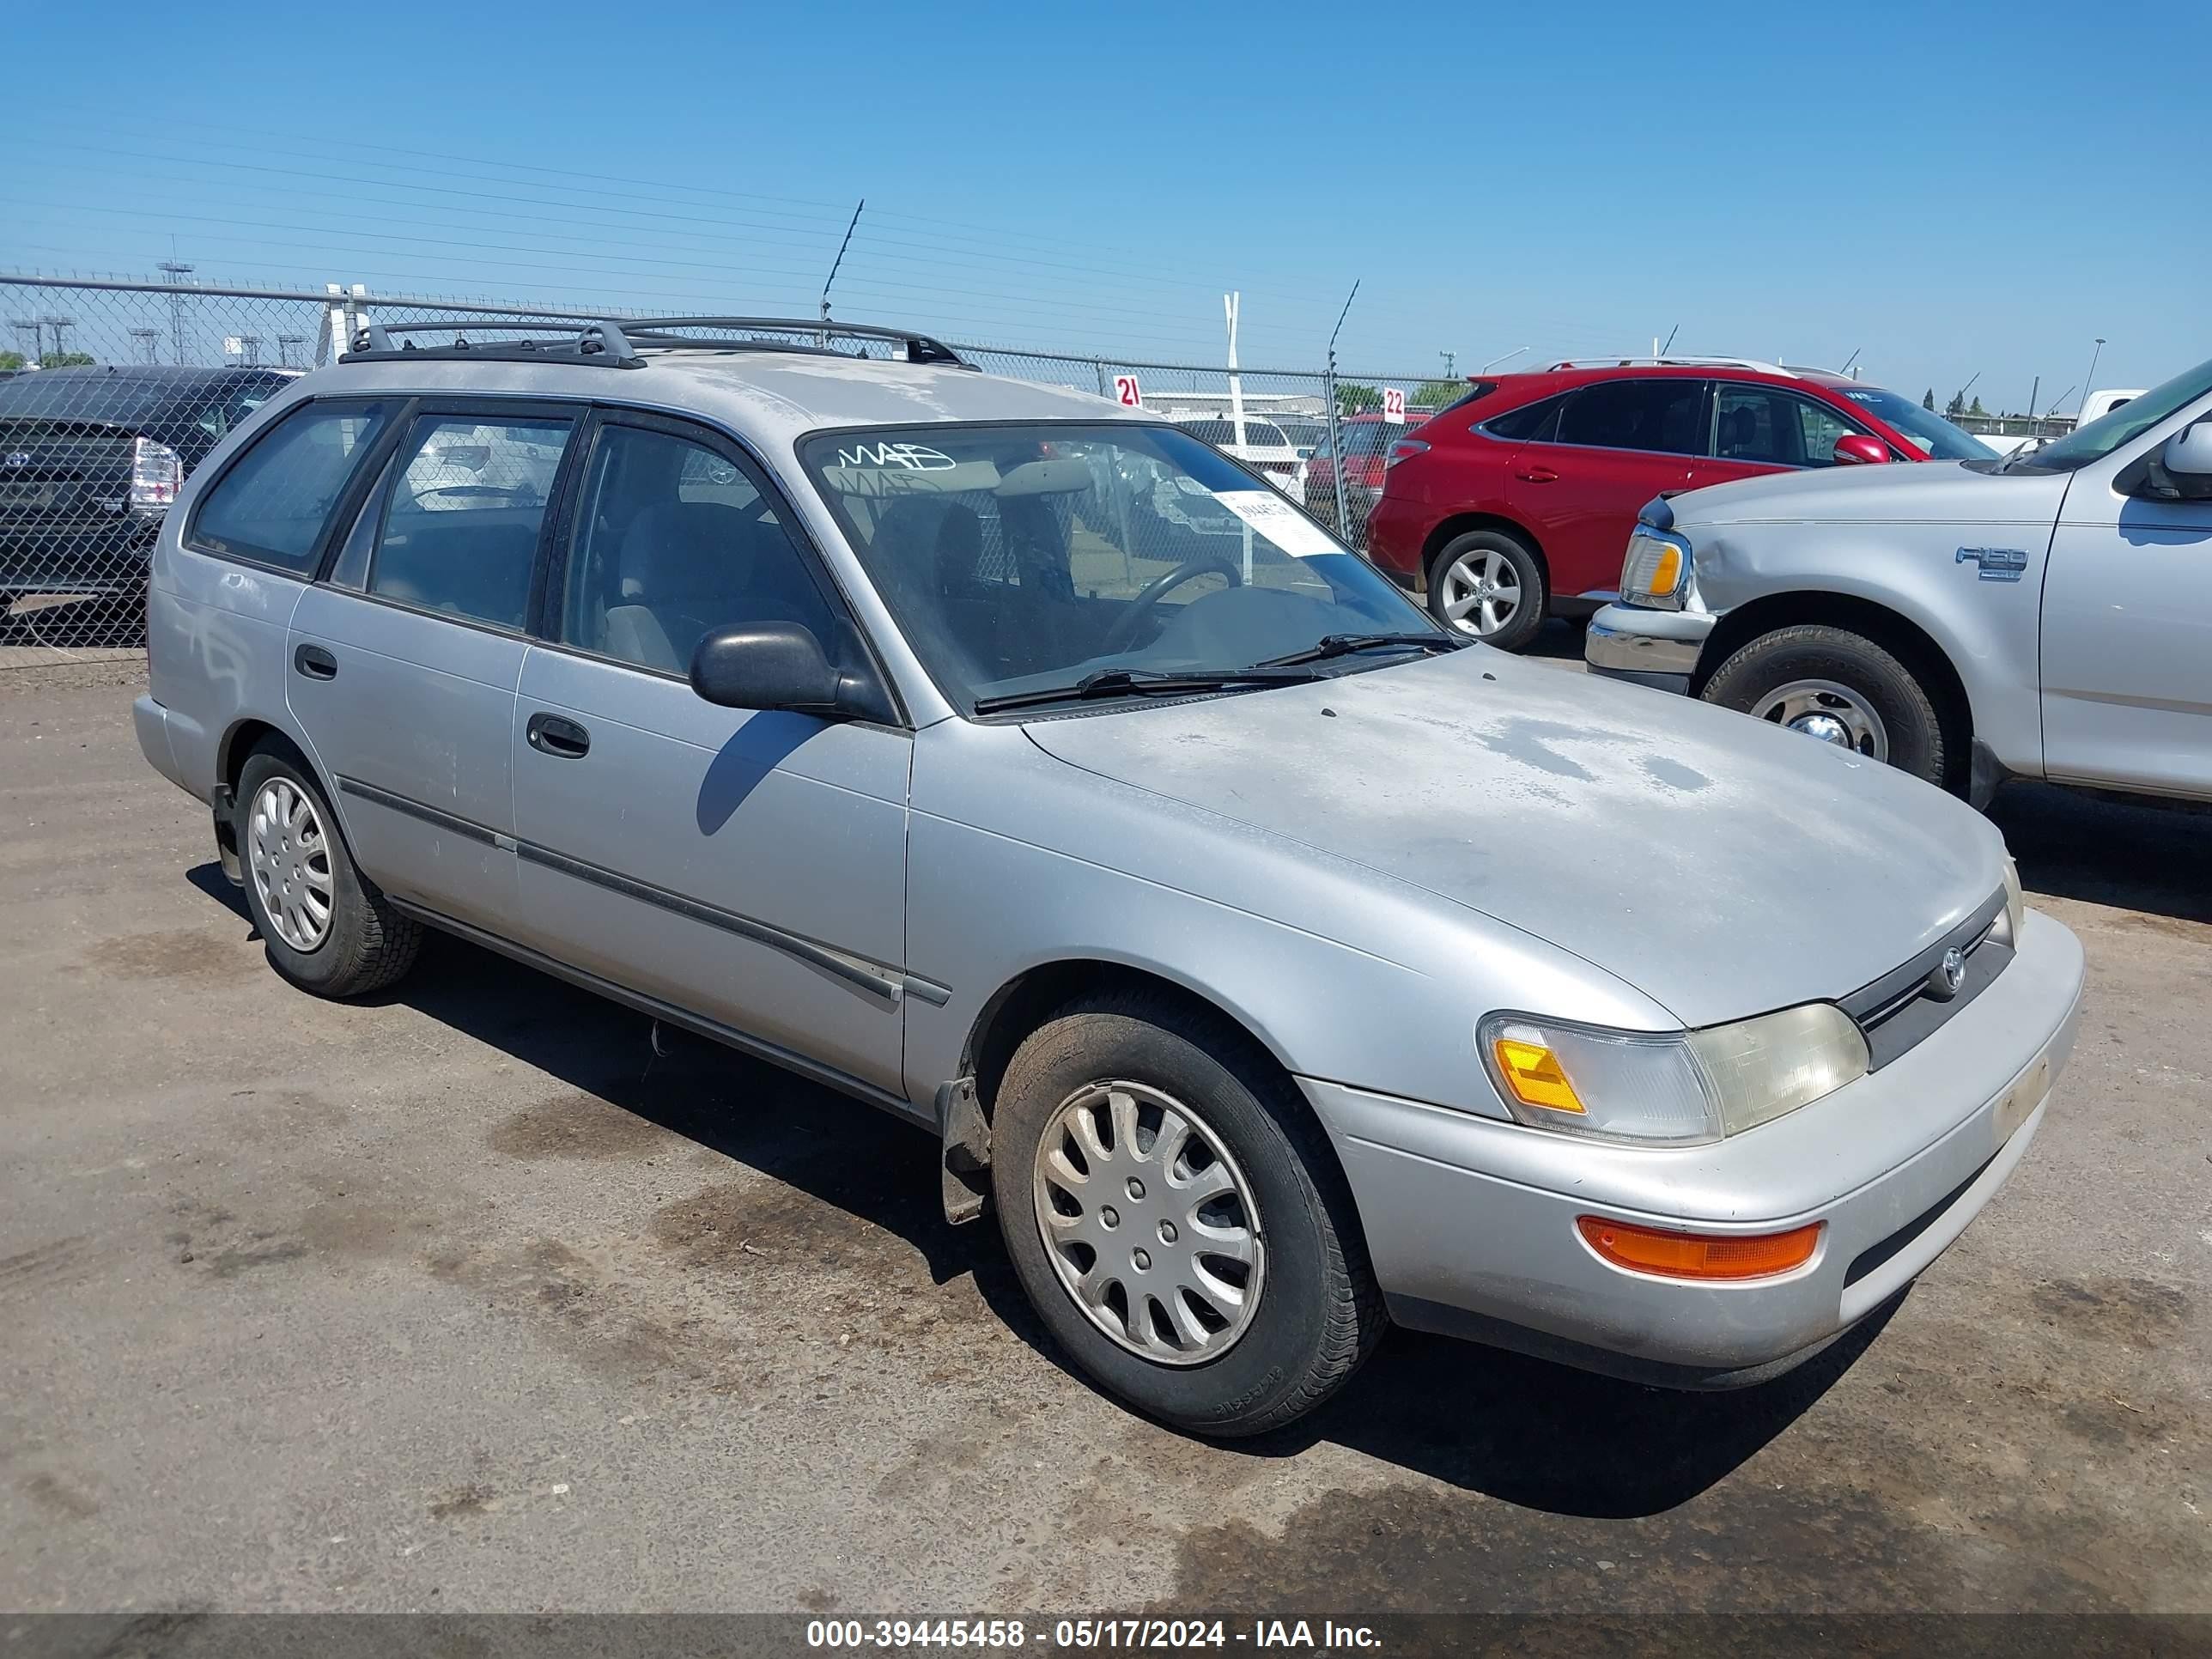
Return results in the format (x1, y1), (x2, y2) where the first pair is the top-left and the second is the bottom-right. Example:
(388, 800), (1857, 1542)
(2, 646), (2207, 1617)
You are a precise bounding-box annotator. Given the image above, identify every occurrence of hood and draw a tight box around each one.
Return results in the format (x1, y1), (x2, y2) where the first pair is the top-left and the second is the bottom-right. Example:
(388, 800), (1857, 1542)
(1022, 648), (2004, 1029)
(1673, 457), (2068, 529)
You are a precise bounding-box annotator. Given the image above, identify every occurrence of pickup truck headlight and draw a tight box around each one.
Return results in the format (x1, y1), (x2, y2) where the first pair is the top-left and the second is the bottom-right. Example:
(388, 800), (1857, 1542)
(1621, 523), (1692, 610)
(1480, 1004), (1870, 1146)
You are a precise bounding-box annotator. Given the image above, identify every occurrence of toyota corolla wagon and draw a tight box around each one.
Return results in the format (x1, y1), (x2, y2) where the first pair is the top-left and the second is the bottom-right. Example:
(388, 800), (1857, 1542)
(134, 316), (2084, 1434)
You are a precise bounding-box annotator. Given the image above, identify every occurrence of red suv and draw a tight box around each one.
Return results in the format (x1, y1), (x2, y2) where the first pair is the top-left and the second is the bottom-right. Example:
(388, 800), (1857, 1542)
(1364, 359), (1990, 651)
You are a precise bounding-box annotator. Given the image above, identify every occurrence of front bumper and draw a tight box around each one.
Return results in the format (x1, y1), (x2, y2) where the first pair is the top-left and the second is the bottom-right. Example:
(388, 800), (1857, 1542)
(1304, 908), (2086, 1387)
(1584, 601), (1714, 693)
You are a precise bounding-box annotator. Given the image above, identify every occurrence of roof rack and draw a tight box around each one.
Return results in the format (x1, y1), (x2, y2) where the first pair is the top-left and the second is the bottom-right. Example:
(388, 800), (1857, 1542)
(341, 319), (644, 368)
(1545, 355), (1798, 378)
(337, 315), (973, 373)
(625, 317), (973, 368)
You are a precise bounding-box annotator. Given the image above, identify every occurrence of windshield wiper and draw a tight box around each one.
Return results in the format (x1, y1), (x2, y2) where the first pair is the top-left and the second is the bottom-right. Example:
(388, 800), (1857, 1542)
(971, 665), (1322, 715)
(1253, 631), (1468, 668)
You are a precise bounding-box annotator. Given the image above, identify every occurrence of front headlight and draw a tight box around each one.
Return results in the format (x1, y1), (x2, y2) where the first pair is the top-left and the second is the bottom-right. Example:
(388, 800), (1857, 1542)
(1620, 523), (1692, 610)
(1480, 1004), (1870, 1146)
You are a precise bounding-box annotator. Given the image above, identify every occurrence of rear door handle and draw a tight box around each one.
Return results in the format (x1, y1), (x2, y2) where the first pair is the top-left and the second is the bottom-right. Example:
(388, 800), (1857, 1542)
(293, 643), (337, 680)
(526, 712), (591, 759)
(1512, 465), (1559, 483)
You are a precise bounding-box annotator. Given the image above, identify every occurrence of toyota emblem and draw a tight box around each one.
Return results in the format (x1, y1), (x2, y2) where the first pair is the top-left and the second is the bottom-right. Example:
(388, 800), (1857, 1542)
(1926, 945), (1968, 1002)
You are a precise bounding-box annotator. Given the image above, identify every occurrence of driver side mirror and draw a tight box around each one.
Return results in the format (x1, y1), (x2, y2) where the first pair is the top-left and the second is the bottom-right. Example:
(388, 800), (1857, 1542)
(1832, 434), (1890, 466)
(690, 623), (890, 722)
(2153, 422), (2212, 500)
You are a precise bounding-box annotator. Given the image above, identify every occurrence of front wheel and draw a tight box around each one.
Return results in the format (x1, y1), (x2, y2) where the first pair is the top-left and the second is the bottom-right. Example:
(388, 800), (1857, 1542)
(1427, 530), (1546, 651)
(1700, 623), (1950, 788)
(990, 993), (1384, 1437)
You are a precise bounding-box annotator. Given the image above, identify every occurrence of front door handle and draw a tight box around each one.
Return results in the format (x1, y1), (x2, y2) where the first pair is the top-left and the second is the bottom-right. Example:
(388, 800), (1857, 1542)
(526, 712), (591, 759)
(293, 643), (337, 680)
(1512, 465), (1560, 483)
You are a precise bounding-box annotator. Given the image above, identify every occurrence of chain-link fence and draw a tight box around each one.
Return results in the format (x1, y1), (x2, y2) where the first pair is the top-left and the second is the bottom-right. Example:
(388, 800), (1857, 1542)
(0, 272), (1445, 653)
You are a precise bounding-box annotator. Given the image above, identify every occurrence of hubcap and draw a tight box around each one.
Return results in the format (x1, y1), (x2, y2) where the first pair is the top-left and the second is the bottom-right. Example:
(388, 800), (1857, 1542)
(246, 776), (336, 953)
(1753, 678), (1889, 762)
(1031, 1081), (1264, 1366)
(1437, 549), (1522, 637)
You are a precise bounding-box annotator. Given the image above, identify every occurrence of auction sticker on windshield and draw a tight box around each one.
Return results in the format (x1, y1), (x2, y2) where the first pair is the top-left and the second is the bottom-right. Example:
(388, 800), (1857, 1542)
(1213, 489), (1340, 556)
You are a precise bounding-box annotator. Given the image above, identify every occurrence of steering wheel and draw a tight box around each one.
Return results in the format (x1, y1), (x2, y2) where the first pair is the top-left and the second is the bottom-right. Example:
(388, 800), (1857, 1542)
(1102, 554), (1243, 654)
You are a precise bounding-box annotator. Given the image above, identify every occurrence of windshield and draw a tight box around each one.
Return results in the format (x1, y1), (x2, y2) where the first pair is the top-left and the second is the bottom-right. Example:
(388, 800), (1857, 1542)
(1838, 386), (1989, 460)
(2005, 356), (2212, 473)
(799, 422), (1434, 713)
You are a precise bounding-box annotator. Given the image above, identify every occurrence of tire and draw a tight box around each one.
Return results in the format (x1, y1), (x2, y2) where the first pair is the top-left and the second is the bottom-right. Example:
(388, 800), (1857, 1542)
(1700, 623), (1951, 788)
(1426, 529), (1546, 652)
(234, 748), (423, 998)
(990, 990), (1384, 1437)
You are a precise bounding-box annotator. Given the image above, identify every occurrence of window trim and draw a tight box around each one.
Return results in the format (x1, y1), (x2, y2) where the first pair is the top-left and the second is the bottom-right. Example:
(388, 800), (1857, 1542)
(183, 395), (410, 578)
(534, 404), (909, 727)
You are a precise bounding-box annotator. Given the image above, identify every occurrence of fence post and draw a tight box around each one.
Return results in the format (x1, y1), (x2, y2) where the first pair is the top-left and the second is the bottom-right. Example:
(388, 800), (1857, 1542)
(1324, 368), (1347, 538)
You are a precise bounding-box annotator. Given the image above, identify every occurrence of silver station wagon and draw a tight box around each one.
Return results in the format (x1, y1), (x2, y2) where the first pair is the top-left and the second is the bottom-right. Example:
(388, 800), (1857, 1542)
(135, 317), (2086, 1435)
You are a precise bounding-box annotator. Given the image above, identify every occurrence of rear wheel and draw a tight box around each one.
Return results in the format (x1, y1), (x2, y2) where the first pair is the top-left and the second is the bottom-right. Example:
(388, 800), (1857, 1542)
(235, 749), (422, 998)
(1427, 530), (1546, 651)
(990, 992), (1384, 1437)
(1700, 623), (1950, 788)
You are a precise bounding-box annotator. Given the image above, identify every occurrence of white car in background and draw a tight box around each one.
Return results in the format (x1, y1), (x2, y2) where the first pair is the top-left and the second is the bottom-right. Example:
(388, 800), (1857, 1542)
(1168, 413), (1309, 499)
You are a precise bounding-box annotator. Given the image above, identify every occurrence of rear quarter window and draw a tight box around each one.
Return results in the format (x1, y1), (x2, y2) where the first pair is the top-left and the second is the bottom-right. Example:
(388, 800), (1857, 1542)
(190, 400), (398, 573)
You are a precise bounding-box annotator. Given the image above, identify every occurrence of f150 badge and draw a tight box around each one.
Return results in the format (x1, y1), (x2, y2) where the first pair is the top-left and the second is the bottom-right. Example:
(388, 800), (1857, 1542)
(1957, 546), (2028, 581)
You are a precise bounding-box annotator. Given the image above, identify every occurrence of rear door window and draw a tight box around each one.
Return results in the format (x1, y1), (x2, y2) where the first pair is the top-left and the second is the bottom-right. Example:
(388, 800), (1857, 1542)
(191, 400), (398, 572)
(367, 414), (574, 629)
(1555, 379), (1710, 455)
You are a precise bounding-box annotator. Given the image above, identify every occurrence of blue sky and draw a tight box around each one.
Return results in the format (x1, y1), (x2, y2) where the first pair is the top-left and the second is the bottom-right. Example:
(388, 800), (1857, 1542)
(5, 0), (2205, 410)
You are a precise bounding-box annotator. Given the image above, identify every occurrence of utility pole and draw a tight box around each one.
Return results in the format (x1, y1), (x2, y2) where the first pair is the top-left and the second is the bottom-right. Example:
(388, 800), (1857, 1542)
(40, 314), (76, 360)
(277, 334), (306, 369)
(159, 261), (193, 364)
(9, 319), (39, 366)
(130, 327), (159, 363)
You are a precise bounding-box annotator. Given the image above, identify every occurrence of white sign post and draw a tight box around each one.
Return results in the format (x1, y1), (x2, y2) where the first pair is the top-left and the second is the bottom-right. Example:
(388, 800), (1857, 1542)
(1382, 386), (1407, 424)
(1112, 374), (1143, 408)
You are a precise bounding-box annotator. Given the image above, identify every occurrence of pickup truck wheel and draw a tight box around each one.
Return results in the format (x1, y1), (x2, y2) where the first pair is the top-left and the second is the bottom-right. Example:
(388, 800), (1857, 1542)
(235, 750), (423, 999)
(1702, 624), (1948, 787)
(1428, 531), (1545, 651)
(991, 993), (1384, 1437)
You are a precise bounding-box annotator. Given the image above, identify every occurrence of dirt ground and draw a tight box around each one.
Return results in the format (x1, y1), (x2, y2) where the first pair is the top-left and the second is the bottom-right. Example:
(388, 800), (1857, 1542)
(1, 649), (2206, 1618)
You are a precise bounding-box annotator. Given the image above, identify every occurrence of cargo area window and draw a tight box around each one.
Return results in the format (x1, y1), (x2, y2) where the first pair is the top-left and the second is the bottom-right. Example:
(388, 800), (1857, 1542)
(189, 400), (397, 573)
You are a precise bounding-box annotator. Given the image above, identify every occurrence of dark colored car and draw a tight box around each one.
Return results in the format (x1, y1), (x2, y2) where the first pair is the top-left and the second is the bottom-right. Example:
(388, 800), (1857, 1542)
(0, 365), (292, 619)
(1364, 359), (1989, 650)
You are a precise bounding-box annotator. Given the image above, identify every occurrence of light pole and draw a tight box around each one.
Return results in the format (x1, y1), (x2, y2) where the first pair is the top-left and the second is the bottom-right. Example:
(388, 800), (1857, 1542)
(1439, 349), (1455, 379)
(2079, 337), (2106, 414)
(159, 261), (194, 364)
(130, 328), (160, 363)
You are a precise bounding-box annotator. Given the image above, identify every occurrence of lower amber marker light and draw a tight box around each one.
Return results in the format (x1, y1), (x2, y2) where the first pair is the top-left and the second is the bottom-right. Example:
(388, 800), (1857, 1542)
(1576, 1215), (1822, 1281)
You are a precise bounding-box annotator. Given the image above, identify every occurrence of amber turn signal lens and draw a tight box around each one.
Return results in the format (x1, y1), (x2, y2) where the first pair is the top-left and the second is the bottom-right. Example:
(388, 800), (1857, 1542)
(1576, 1215), (1821, 1280)
(1492, 1036), (1585, 1114)
(1648, 546), (1682, 596)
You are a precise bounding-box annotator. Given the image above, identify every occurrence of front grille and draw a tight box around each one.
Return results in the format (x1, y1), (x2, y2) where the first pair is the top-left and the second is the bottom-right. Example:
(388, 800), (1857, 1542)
(1843, 886), (2011, 1071)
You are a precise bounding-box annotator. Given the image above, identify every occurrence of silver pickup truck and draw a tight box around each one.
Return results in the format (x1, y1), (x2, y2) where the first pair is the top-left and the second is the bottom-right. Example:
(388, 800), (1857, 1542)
(1588, 356), (2212, 806)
